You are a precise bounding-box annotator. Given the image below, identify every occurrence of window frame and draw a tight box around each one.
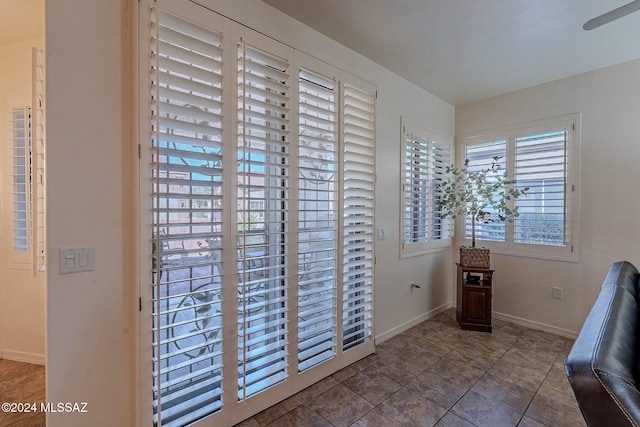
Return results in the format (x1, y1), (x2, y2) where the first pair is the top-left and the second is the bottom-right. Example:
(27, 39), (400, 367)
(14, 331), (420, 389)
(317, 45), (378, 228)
(458, 113), (581, 262)
(400, 119), (453, 258)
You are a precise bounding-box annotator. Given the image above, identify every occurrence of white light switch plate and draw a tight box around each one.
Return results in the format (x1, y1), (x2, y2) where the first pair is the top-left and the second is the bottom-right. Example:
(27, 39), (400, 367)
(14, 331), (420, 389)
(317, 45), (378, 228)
(59, 247), (94, 274)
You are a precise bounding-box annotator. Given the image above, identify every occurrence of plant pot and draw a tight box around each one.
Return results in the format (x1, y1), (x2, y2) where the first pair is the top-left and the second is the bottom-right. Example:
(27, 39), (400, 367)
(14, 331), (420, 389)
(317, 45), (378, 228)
(460, 246), (490, 268)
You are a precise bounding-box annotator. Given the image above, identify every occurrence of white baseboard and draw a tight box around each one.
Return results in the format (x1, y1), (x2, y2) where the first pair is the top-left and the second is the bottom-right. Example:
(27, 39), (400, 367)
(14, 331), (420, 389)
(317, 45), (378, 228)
(375, 303), (453, 344)
(493, 311), (578, 339)
(1, 350), (46, 365)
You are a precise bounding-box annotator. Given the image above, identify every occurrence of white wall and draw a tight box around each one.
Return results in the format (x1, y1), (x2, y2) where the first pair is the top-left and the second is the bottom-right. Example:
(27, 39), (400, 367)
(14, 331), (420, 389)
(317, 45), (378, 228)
(0, 37), (46, 363)
(456, 58), (640, 335)
(45, 0), (453, 426)
(46, 0), (134, 426)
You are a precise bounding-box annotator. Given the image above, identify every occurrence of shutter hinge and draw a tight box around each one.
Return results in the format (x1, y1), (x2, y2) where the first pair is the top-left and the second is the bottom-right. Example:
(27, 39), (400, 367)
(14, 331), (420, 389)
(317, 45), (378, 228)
(374, 256), (377, 265)
(139, 297), (142, 312)
(572, 123), (575, 131)
(572, 184), (575, 192)
(138, 144), (141, 159)
(571, 245), (574, 253)
(375, 91), (378, 99)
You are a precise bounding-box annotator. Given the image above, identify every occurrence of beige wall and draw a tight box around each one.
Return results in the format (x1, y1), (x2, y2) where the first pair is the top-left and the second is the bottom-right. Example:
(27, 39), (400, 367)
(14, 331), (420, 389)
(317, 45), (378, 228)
(456, 58), (640, 335)
(45, 0), (453, 426)
(0, 37), (46, 363)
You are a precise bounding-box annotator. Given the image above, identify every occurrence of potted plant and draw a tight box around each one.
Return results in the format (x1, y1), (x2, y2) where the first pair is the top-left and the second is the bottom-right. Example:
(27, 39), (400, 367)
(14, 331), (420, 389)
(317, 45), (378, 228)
(437, 156), (528, 268)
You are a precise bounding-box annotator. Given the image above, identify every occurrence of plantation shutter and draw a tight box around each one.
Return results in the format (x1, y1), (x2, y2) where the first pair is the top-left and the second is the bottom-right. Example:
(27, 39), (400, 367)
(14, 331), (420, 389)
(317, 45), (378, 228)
(402, 124), (453, 247)
(464, 140), (507, 242)
(11, 106), (31, 253)
(150, 7), (225, 426)
(403, 129), (429, 244)
(32, 48), (46, 273)
(237, 38), (291, 401)
(341, 81), (375, 351)
(431, 140), (453, 240)
(297, 66), (338, 372)
(514, 127), (568, 246)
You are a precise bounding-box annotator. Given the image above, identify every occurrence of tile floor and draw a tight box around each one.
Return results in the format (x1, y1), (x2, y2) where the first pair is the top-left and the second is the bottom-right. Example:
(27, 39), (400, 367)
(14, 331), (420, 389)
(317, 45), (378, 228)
(0, 360), (45, 427)
(0, 309), (585, 427)
(236, 309), (586, 427)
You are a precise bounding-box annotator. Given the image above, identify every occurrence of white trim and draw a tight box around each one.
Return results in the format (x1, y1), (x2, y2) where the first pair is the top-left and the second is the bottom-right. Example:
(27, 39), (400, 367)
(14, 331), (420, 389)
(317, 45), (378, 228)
(1, 350), (46, 365)
(493, 311), (578, 339)
(374, 303), (452, 344)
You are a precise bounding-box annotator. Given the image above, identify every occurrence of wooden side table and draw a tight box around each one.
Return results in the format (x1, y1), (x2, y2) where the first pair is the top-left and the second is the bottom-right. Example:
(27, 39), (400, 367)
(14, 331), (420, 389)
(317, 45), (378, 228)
(456, 263), (493, 332)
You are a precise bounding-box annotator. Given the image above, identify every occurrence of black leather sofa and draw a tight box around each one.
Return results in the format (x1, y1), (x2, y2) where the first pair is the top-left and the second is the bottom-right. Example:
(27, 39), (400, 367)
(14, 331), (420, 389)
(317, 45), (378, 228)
(565, 261), (640, 426)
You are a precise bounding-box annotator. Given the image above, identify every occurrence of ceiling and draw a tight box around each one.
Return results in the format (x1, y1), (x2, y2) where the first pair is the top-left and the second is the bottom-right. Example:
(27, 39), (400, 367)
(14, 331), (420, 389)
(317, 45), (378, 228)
(262, 0), (640, 105)
(0, 0), (43, 45)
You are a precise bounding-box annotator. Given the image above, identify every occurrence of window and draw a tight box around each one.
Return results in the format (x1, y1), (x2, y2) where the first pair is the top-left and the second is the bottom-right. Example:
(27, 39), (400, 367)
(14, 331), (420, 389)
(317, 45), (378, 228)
(460, 114), (580, 261)
(401, 120), (453, 257)
(144, 3), (375, 425)
(7, 48), (46, 272)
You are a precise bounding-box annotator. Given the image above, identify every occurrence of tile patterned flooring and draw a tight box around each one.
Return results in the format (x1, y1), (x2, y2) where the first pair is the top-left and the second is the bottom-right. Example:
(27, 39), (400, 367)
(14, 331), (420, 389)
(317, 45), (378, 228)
(0, 360), (45, 427)
(0, 308), (585, 427)
(236, 309), (586, 427)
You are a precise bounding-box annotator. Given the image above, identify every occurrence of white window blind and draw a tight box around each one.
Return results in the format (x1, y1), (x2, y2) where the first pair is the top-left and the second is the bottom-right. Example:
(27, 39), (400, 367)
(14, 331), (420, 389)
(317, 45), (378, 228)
(237, 39), (290, 401)
(297, 67), (338, 372)
(150, 8), (225, 427)
(401, 122), (453, 255)
(11, 106), (31, 253)
(514, 129), (568, 246)
(342, 82), (375, 351)
(403, 129), (428, 244)
(144, 4), (376, 425)
(32, 48), (46, 272)
(464, 139), (508, 242)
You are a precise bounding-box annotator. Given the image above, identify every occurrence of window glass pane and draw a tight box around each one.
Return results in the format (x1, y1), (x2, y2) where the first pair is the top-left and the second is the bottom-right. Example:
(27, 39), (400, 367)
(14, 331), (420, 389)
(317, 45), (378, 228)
(297, 67), (337, 372)
(151, 9), (225, 425)
(11, 106), (31, 252)
(237, 40), (290, 401)
(464, 140), (507, 242)
(514, 130), (567, 246)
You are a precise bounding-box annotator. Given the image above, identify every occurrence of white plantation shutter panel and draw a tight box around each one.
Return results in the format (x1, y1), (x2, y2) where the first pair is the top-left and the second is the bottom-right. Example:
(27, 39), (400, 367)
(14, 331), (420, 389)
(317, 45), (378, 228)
(464, 140), (507, 242)
(237, 38), (291, 400)
(342, 82), (375, 351)
(151, 7), (225, 426)
(32, 48), (46, 272)
(403, 129), (429, 244)
(11, 106), (31, 253)
(402, 122), (453, 252)
(297, 67), (338, 372)
(514, 127), (568, 246)
(432, 140), (453, 240)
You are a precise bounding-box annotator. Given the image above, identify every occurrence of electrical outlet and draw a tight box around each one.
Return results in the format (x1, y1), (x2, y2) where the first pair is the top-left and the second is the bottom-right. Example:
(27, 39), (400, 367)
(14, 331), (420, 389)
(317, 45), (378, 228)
(552, 286), (563, 300)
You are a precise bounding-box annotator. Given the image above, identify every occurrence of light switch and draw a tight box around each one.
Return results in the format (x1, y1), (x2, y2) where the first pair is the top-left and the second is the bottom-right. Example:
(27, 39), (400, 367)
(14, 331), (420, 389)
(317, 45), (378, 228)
(59, 247), (94, 274)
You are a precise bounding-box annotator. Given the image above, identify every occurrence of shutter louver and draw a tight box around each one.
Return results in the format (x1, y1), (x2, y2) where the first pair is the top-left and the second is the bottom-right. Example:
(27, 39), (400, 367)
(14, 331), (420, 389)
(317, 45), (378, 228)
(151, 8), (225, 427)
(237, 39), (290, 401)
(297, 68), (337, 372)
(342, 83), (374, 351)
(515, 130), (568, 246)
(464, 141), (507, 242)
